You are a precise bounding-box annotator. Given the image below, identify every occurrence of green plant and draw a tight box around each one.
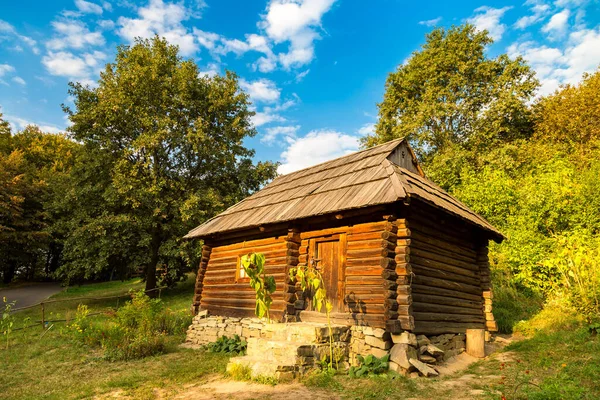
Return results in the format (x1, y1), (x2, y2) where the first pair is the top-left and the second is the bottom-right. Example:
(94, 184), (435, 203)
(348, 354), (390, 378)
(205, 335), (247, 355)
(241, 253), (276, 321)
(1, 297), (16, 349)
(289, 262), (335, 370)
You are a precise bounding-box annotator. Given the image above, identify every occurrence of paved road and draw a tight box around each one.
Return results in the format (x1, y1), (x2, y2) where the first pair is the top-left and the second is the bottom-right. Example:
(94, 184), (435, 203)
(0, 283), (63, 310)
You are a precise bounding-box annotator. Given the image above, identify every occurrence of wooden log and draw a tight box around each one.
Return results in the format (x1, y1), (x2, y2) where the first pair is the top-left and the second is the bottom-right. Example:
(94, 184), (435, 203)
(412, 302), (483, 316)
(410, 256), (478, 277)
(394, 246), (411, 255)
(209, 237), (282, 252)
(411, 283), (483, 302)
(410, 247), (478, 271)
(395, 253), (410, 264)
(398, 315), (415, 330)
(349, 221), (397, 235)
(412, 312), (485, 323)
(466, 328), (486, 358)
(347, 239), (396, 252)
(413, 321), (484, 335)
(411, 293), (482, 309)
(410, 240), (476, 264)
(411, 264), (481, 286)
(346, 266), (382, 276)
(347, 231), (386, 242)
(380, 257), (396, 270)
(381, 269), (397, 281)
(346, 276), (383, 285)
(397, 294), (412, 306)
(412, 275), (482, 296)
(346, 256), (382, 267)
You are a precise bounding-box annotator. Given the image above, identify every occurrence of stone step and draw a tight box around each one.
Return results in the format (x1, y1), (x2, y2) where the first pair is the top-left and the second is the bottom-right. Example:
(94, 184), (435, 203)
(245, 337), (349, 363)
(261, 322), (350, 343)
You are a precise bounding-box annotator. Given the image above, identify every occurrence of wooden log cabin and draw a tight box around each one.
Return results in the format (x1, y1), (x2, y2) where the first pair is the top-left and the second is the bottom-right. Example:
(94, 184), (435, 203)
(185, 138), (503, 335)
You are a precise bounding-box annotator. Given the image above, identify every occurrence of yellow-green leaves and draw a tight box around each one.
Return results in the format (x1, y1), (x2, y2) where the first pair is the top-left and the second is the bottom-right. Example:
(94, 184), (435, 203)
(241, 253), (275, 321)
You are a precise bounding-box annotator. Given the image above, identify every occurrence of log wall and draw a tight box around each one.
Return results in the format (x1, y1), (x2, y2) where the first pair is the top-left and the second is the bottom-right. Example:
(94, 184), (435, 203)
(199, 236), (288, 319)
(407, 206), (486, 335)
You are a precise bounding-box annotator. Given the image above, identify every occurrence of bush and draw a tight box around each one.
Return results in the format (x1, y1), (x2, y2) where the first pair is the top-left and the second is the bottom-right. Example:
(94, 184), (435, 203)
(205, 335), (247, 355)
(68, 291), (191, 361)
(492, 278), (543, 333)
(348, 354), (390, 378)
(514, 298), (585, 336)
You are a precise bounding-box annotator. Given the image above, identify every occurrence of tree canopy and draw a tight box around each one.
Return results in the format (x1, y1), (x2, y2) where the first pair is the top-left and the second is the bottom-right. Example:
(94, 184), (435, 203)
(59, 37), (277, 292)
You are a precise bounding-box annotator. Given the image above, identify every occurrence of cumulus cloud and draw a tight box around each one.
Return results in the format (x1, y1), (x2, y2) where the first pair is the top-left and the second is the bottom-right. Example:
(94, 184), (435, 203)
(357, 123), (375, 136)
(0, 64), (15, 77)
(251, 111), (286, 127)
(198, 63), (220, 78)
(259, 0), (337, 70)
(418, 17), (442, 27)
(542, 9), (570, 38)
(42, 50), (107, 84)
(75, 0), (104, 15)
(514, 0), (550, 29)
(239, 78), (281, 103)
(4, 114), (64, 134)
(46, 19), (105, 50)
(118, 0), (198, 56)
(467, 6), (512, 41)
(277, 129), (359, 174)
(12, 76), (26, 86)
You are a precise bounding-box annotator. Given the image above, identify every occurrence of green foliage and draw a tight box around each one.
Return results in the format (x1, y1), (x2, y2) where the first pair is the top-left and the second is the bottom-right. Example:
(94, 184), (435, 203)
(491, 280), (542, 333)
(241, 252), (276, 320)
(1, 297), (16, 349)
(58, 36), (277, 289)
(514, 298), (584, 337)
(348, 354), (390, 378)
(366, 24), (538, 160)
(68, 290), (190, 361)
(205, 335), (247, 355)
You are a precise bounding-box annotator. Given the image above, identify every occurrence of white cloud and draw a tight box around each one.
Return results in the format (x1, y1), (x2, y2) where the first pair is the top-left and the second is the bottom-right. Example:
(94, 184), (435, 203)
(514, 0), (550, 29)
(278, 129), (359, 174)
(4, 114), (64, 134)
(357, 123), (375, 136)
(47, 19), (105, 50)
(0, 19), (39, 54)
(262, 125), (300, 145)
(118, 0), (198, 56)
(259, 0), (337, 70)
(98, 19), (115, 30)
(75, 0), (104, 14)
(542, 9), (570, 38)
(198, 63), (220, 78)
(0, 64), (15, 77)
(239, 78), (281, 103)
(251, 111), (286, 127)
(508, 27), (600, 96)
(12, 76), (26, 86)
(295, 69), (310, 82)
(42, 50), (107, 83)
(418, 17), (442, 27)
(467, 6), (512, 41)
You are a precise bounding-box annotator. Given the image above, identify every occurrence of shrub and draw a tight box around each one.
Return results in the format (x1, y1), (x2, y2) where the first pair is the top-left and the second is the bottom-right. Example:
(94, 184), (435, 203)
(492, 279), (543, 333)
(514, 298), (585, 336)
(205, 335), (247, 355)
(348, 354), (390, 378)
(68, 290), (191, 361)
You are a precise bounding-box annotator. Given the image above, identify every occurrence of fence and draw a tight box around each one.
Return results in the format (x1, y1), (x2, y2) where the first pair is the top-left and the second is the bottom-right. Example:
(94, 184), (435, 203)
(10, 286), (169, 331)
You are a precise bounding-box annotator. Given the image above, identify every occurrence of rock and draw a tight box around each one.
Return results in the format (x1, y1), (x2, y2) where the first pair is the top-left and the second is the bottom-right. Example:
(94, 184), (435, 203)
(418, 354), (437, 363)
(419, 345), (428, 354)
(426, 344), (445, 357)
(365, 335), (392, 350)
(409, 372), (419, 379)
(390, 343), (417, 370)
(391, 332), (418, 346)
(368, 347), (390, 358)
(416, 335), (430, 347)
(363, 327), (374, 336)
(409, 358), (439, 377)
(372, 328), (387, 338)
(388, 361), (408, 375)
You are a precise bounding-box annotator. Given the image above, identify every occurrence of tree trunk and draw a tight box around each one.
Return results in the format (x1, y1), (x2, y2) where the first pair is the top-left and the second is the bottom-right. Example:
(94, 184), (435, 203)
(145, 228), (161, 298)
(3, 260), (16, 284)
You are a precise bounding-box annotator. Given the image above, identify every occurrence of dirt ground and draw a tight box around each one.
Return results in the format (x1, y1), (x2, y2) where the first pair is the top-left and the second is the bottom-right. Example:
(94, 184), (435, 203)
(141, 336), (518, 400)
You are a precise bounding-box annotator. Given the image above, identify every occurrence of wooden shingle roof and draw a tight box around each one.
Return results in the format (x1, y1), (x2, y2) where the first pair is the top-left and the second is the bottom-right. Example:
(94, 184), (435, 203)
(185, 138), (503, 240)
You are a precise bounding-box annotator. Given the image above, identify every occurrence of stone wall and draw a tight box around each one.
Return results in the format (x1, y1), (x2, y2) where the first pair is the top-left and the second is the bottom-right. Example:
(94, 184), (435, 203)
(187, 314), (468, 378)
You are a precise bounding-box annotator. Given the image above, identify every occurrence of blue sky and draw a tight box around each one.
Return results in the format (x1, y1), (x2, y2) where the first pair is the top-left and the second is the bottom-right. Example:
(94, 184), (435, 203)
(1, 0), (599, 173)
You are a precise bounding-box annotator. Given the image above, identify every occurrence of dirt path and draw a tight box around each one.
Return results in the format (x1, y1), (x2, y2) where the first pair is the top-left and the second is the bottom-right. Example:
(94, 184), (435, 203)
(0, 282), (63, 310)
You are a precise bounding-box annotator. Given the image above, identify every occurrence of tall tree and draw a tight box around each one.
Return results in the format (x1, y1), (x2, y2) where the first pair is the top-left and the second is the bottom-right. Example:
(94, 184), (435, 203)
(365, 25), (538, 164)
(61, 37), (277, 292)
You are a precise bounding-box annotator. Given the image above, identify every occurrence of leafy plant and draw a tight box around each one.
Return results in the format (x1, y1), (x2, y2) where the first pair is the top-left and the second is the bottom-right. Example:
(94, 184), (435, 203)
(289, 262), (335, 370)
(1, 297), (16, 349)
(206, 335), (247, 355)
(241, 253), (276, 321)
(348, 354), (390, 378)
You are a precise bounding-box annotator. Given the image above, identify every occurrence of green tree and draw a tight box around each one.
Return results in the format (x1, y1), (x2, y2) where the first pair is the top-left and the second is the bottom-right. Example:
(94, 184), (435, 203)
(60, 37), (277, 292)
(365, 24), (538, 181)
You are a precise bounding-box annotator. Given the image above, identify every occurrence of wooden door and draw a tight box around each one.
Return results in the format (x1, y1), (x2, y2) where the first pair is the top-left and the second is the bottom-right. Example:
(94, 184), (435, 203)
(310, 236), (344, 312)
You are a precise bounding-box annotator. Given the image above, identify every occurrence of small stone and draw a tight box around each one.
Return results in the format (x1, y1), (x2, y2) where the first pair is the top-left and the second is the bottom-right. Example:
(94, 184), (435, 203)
(368, 347), (389, 358)
(372, 328), (386, 338)
(426, 344), (445, 357)
(416, 335), (430, 347)
(409, 372), (419, 379)
(418, 354), (437, 363)
(363, 327), (374, 336)
(389, 343), (417, 370)
(409, 358), (439, 377)
(391, 332), (418, 346)
(365, 335), (392, 350)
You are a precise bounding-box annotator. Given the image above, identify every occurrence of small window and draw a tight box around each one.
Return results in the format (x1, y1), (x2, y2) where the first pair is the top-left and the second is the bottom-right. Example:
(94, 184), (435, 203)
(236, 255), (249, 282)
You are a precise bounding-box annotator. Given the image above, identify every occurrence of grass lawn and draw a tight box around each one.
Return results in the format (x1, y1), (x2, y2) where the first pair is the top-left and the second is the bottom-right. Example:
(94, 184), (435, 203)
(2, 277), (599, 399)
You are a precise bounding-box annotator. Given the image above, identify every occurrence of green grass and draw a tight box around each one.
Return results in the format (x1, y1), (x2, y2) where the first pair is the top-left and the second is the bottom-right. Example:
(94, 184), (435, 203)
(0, 275), (230, 400)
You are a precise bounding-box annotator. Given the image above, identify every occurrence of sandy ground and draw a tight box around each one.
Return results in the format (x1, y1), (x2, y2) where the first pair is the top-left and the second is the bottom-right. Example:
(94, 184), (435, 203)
(0, 282), (63, 310)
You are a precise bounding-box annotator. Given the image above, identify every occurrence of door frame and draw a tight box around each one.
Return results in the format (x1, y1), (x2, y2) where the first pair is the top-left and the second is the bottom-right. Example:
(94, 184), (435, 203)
(307, 233), (347, 312)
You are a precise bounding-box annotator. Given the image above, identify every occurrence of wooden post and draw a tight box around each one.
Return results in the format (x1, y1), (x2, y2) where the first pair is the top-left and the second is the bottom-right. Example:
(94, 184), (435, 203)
(41, 302), (45, 330)
(466, 328), (485, 358)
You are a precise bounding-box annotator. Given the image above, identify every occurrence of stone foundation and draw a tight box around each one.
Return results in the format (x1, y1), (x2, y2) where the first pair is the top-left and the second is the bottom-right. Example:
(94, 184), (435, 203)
(186, 313), (469, 378)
